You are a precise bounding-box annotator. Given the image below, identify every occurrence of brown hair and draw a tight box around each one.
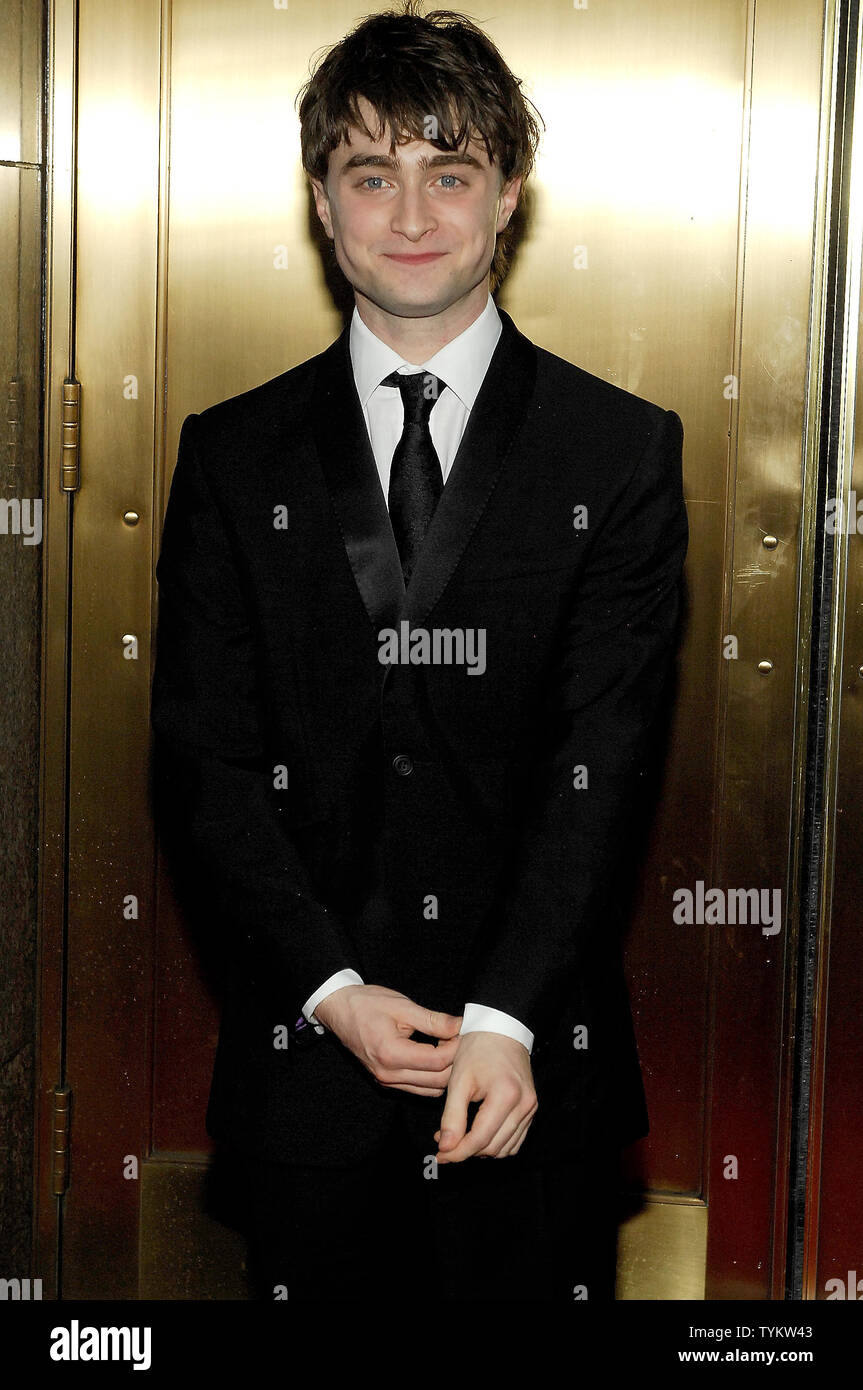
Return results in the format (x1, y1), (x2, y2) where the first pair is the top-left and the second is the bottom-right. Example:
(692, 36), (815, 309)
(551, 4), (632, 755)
(296, 1), (543, 292)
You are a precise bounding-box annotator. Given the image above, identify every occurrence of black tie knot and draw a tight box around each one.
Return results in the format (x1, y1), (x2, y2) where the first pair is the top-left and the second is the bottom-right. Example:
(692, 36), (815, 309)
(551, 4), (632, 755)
(381, 369), (446, 425)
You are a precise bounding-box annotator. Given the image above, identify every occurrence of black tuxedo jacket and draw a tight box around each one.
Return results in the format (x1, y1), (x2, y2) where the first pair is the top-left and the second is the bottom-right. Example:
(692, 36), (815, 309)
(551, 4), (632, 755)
(151, 306), (688, 1168)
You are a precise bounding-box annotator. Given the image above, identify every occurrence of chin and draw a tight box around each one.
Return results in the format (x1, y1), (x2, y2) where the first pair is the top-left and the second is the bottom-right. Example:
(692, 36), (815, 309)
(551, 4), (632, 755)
(354, 279), (443, 317)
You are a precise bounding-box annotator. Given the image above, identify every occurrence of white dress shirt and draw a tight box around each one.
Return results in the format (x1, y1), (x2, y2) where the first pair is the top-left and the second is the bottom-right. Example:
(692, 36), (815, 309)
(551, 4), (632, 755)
(300, 294), (534, 1055)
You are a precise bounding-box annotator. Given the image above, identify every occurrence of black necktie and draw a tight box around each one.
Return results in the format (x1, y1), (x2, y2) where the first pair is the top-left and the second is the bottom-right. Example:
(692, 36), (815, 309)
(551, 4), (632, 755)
(381, 369), (446, 584)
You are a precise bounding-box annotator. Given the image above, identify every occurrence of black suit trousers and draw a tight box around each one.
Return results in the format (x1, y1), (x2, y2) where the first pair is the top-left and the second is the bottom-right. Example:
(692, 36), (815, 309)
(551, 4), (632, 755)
(239, 1102), (621, 1302)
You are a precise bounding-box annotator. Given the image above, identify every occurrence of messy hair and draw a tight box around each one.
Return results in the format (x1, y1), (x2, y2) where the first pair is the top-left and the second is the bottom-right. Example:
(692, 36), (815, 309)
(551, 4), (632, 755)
(296, 1), (543, 292)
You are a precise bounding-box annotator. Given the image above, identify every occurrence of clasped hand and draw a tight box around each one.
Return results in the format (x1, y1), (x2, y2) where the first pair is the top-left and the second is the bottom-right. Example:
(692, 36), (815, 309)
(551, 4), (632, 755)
(314, 983), (538, 1162)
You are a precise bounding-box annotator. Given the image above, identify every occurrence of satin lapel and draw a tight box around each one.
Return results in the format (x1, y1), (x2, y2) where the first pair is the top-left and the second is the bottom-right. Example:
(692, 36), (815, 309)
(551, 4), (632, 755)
(311, 322), (406, 633)
(401, 306), (537, 628)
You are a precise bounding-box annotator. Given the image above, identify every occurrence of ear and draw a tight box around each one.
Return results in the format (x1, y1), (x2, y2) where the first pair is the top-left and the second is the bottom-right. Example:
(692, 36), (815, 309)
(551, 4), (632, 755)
(496, 174), (523, 233)
(310, 177), (334, 239)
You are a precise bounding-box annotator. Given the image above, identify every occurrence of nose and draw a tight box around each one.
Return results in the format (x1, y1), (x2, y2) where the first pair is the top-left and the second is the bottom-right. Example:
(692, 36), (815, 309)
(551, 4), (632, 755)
(389, 182), (438, 242)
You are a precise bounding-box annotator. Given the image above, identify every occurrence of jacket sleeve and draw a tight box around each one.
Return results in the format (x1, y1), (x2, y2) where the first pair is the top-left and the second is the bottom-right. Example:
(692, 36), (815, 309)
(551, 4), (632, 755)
(150, 411), (364, 1009)
(462, 407), (689, 1040)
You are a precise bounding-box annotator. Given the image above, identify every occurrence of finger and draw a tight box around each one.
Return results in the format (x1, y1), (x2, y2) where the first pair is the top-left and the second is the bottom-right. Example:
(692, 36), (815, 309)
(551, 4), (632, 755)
(396, 1003), (463, 1039)
(431, 1090), (523, 1147)
(373, 1036), (459, 1074)
(377, 1065), (452, 1089)
(383, 1082), (446, 1097)
(474, 1107), (527, 1158)
(437, 1094), (512, 1164)
(496, 1108), (536, 1157)
(478, 1094), (537, 1157)
(376, 1033), (460, 1067)
(436, 1076), (472, 1154)
(504, 1108), (538, 1156)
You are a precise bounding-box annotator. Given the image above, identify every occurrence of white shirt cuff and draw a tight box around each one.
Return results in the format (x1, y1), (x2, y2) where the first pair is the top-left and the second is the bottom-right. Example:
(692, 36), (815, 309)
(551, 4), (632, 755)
(302, 969), (364, 1031)
(461, 1003), (534, 1054)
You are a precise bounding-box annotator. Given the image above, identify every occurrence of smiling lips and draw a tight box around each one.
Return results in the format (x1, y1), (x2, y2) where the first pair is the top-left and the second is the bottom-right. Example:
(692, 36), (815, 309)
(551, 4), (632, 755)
(384, 252), (446, 264)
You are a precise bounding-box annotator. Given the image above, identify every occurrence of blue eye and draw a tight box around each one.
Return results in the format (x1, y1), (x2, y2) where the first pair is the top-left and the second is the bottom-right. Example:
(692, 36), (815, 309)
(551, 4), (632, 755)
(360, 173), (463, 190)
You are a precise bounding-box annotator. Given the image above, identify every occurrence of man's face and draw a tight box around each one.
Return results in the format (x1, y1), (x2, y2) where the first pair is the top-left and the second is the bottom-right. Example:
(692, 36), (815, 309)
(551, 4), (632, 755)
(310, 95), (521, 319)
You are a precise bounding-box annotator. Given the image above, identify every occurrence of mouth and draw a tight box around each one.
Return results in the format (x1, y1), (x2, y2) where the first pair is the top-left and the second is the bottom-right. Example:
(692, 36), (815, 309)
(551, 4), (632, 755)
(383, 252), (447, 265)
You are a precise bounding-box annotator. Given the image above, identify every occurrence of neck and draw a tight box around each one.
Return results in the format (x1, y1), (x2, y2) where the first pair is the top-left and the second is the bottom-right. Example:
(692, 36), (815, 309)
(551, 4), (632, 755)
(354, 281), (490, 363)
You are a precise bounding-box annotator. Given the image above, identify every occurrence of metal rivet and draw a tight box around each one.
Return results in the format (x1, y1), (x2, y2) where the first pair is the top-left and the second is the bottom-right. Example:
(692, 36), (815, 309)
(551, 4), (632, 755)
(123, 510), (140, 526)
(757, 660), (773, 674)
(762, 535), (778, 549)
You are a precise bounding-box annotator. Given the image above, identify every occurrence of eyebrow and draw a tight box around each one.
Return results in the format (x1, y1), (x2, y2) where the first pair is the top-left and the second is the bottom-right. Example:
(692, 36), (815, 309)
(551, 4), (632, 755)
(338, 151), (484, 176)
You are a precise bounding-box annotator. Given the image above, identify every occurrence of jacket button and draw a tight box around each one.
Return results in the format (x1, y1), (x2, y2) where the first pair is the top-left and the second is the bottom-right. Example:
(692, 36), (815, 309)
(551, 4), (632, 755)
(392, 754), (413, 776)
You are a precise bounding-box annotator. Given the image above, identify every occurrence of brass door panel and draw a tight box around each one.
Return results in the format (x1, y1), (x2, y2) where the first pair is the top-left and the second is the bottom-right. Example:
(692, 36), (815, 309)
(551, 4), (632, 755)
(37, 0), (829, 1299)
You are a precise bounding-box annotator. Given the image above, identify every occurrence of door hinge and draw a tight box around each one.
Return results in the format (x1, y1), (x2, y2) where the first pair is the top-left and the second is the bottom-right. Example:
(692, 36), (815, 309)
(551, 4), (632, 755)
(51, 1084), (72, 1196)
(60, 378), (80, 492)
(7, 375), (21, 491)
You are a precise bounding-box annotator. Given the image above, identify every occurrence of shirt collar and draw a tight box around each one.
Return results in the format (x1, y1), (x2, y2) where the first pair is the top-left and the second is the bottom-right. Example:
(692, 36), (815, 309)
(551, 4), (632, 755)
(349, 293), (501, 412)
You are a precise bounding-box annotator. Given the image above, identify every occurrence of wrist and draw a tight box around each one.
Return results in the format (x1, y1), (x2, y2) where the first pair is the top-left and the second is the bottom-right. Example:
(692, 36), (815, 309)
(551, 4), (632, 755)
(314, 982), (361, 1029)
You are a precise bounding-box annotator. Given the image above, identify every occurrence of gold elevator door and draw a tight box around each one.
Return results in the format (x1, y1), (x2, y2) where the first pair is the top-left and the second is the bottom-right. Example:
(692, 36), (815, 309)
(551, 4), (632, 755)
(37, 0), (828, 1299)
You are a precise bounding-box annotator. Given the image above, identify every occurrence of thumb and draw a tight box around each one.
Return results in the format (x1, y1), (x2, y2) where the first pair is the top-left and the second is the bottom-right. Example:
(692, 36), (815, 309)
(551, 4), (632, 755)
(402, 1003), (463, 1039)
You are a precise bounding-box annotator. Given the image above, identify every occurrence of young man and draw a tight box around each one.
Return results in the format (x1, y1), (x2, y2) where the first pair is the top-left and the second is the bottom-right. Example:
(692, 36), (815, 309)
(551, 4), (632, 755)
(151, 2), (688, 1301)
